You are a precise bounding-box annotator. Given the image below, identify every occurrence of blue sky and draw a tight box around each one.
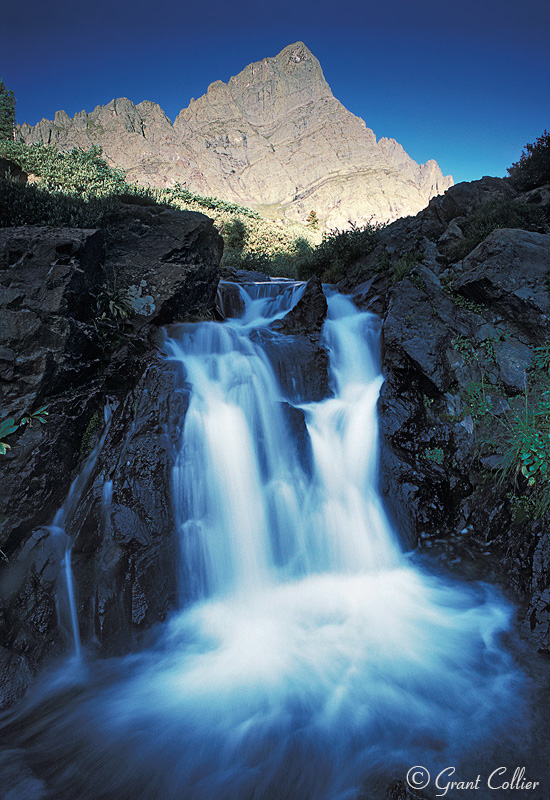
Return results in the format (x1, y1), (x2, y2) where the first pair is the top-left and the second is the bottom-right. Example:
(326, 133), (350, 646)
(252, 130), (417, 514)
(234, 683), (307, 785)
(1, 0), (549, 184)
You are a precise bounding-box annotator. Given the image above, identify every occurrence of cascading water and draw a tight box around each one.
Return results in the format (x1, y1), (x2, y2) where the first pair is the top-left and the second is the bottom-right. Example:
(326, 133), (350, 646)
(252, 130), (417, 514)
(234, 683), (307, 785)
(0, 282), (527, 800)
(46, 405), (112, 660)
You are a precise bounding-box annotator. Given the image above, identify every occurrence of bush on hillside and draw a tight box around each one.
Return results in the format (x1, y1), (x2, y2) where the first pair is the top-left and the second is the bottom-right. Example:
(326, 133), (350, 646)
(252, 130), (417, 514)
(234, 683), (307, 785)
(507, 130), (550, 191)
(296, 222), (383, 282)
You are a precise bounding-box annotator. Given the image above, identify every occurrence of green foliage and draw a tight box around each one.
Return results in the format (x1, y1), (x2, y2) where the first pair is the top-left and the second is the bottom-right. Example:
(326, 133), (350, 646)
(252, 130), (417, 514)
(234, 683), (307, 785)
(296, 222), (383, 282)
(529, 342), (550, 374)
(92, 286), (133, 353)
(0, 142), (261, 228)
(20, 404), (49, 427)
(223, 218), (248, 253)
(392, 251), (420, 283)
(0, 417), (18, 455)
(446, 199), (546, 262)
(1, 404), (49, 455)
(80, 410), (101, 459)
(425, 447), (445, 465)
(499, 390), (550, 489)
(463, 381), (491, 421)
(0, 142), (127, 198)
(507, 130), (550, 191)
(0, 81), (15, 141)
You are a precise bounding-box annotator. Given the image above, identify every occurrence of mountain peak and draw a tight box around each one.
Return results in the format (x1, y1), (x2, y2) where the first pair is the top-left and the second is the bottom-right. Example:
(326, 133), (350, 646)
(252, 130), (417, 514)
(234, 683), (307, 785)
(17, 43), (452, 227)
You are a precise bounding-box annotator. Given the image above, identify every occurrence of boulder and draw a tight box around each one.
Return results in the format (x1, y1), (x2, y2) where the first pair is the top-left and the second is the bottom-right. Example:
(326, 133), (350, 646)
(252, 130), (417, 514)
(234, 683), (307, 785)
(271, 275), (327, 335)
(104, 203), (223, 324)
(455, 229), (550, 341)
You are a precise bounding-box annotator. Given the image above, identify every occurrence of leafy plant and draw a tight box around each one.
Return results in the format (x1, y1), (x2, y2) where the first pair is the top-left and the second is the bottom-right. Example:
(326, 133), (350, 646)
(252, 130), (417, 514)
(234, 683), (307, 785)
(425, 447), (445, 465)
(0, 404), (49, 454)
(20, 404), (49, 427)
(530, 343), (550, 374)
(464, 381), (491, 420)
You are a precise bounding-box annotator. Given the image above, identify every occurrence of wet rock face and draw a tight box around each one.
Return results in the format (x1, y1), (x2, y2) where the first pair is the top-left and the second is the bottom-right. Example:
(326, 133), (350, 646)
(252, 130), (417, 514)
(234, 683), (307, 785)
(260, 275), (331, 402)
(271, 275), (327, 335)
(71, 358), (188, 655)
(0, 204), (222, 706)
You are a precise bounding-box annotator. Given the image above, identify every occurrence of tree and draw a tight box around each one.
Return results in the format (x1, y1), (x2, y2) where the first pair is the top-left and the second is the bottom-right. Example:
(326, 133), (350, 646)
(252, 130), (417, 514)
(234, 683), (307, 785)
(0, 80), (15, 141)
(507, 130), (550, 191)
(306, 210), (319, 229)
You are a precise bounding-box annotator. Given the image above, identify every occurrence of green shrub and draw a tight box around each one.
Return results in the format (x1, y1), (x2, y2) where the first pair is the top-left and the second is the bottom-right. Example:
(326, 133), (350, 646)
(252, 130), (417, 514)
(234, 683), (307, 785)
(296, 222), (383, 282)
(425, 447), (445, 465)
(507, 130), (550, 191)
(446, 199), (546, 262)
(392, 251), (421, 283)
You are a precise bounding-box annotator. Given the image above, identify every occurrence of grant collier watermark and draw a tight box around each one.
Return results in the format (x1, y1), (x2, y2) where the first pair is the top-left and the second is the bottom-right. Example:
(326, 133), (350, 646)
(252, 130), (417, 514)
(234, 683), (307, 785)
(406, 766), (541, 796)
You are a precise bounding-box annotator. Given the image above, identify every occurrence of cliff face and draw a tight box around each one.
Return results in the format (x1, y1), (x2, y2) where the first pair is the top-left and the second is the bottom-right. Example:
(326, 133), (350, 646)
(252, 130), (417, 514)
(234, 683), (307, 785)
(17, 43), (453, 228)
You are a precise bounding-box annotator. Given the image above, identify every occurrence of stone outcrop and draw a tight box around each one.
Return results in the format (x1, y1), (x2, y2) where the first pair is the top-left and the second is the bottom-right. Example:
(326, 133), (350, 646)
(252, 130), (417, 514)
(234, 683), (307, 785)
(0, 203), (222, 707)
(271, 275), (327, 335)
(339, 177), (550, 651)
(17, 43), (453, 229)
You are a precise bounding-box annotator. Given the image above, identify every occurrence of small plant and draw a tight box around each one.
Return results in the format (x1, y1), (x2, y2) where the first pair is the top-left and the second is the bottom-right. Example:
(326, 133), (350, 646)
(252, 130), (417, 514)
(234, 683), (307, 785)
(530, 343), (550, 374)
(306, 210), (320, 229)
(464, 381), (491, 421)
(425, 447), (445, 465)
(20, 404), (49, 427)
(392, 251), (420, 283)
(452, 294), (485, 314)
(0, 404), (49, 454)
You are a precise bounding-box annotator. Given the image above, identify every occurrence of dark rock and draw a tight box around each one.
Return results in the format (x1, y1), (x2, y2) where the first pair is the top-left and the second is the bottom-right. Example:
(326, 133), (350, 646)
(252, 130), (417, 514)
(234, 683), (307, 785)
(69, 357), (187, 654)
(216, 280), (246, 319)
(271, 275), (327, 335)
(455, 229), (550, 342)
(425, 176), (517, 228)
(0, 205), (223, 701)
(220, 268), (272, 283)
(280, 401), (313, 474)
(103, 203), (223, 324)
(493, 337), (533, 390)
(252, 329), (331, 403)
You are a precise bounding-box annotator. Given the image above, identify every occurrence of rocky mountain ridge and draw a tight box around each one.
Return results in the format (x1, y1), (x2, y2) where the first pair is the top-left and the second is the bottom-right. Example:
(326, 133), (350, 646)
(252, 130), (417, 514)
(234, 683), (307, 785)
(17, 42), (453, 229)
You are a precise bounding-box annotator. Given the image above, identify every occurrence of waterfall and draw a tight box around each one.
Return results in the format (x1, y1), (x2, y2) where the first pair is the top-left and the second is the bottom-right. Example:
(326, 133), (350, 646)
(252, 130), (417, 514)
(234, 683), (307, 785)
(46, 406), (112, 659)
(0, 282), (524, 800)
